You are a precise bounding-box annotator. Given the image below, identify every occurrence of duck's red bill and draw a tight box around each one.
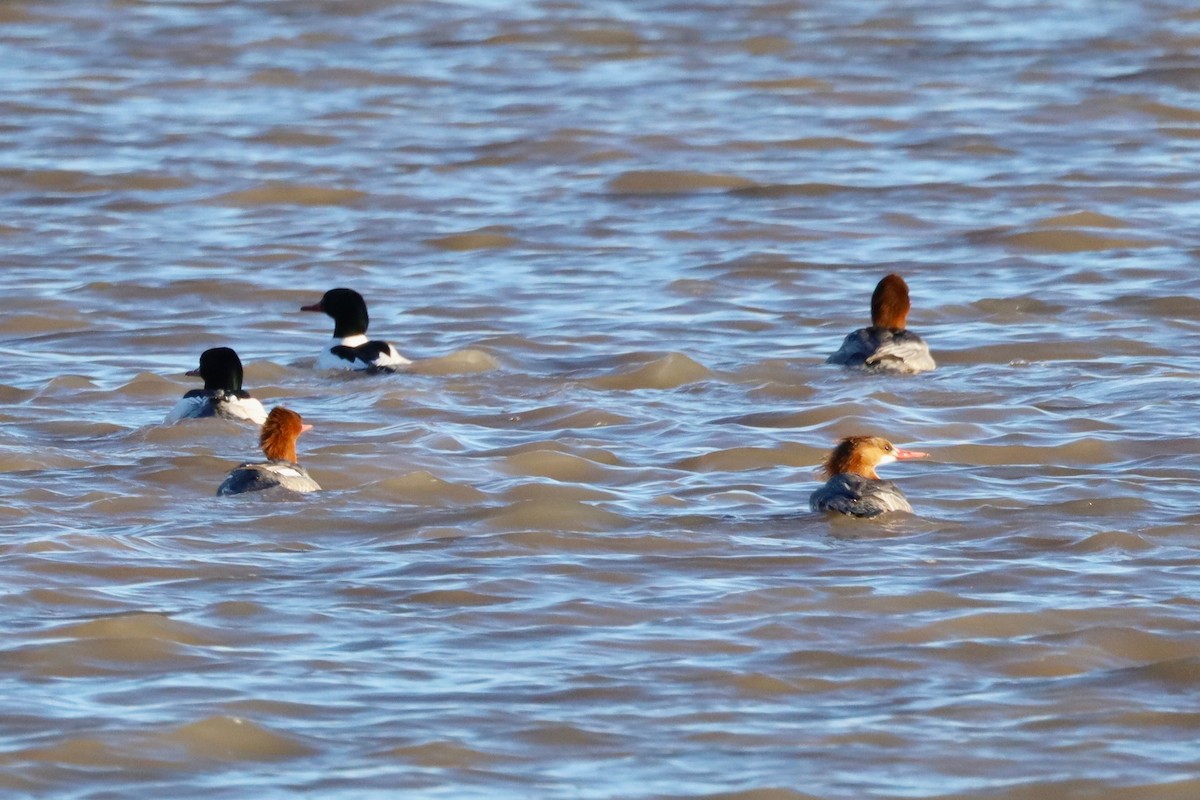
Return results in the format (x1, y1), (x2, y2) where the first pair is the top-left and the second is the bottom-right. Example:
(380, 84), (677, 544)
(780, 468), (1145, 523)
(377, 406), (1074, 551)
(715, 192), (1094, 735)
(894, 448), (928, 460)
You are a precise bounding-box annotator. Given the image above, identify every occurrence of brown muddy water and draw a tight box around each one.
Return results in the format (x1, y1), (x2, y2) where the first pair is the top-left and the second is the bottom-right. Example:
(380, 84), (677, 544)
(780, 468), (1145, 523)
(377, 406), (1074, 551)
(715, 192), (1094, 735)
(3, 1), (1200, 797)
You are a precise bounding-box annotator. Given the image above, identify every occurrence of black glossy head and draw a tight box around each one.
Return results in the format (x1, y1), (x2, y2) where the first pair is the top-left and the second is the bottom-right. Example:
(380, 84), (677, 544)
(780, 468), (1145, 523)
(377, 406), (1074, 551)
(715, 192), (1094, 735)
(300, 288), (370, 338)
(189, 347), (244, 392)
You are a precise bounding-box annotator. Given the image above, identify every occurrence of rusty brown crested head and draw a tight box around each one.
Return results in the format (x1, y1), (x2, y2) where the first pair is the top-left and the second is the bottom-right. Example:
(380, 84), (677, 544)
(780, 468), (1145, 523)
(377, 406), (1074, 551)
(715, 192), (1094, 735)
(870, 273), (911, 331)
(259, 407), (312, 463)
(821, 436), (928, 481)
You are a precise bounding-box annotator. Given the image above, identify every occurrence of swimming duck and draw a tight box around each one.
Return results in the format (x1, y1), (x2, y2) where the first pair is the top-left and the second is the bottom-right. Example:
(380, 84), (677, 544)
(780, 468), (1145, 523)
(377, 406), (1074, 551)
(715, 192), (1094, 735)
(165, 347), (268, 425)
(217, 407), (321, 496)
(827, 274), (935, 374)
(809, 435), (927, 517)
(300, 288), (411, 372)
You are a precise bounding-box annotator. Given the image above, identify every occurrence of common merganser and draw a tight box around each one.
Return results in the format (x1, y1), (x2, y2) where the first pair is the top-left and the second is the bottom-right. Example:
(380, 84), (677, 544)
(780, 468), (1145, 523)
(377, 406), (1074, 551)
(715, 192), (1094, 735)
(809, 436), (927, 517)
(217, 407), (321, 496)
(300, 288), (411, 372)
(827, 274), (935, 374)
(165, 347), (268, 425)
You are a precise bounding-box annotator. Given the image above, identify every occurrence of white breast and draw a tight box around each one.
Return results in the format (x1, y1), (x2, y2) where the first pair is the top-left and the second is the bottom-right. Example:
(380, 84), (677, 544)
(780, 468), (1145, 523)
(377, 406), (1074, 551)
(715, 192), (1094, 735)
(218, 396), (268, 425)
(164, 395), (209, 423)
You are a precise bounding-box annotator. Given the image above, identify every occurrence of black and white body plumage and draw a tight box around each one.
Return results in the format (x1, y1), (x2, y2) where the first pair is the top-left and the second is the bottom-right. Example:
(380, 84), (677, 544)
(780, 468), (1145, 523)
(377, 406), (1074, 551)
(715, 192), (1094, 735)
(809, 472), (913, 517)
(218, 460), (321, 496)
(165, 347), (267, 425)
(809, 436), (927, 518)
(217, 407), (321, 496)
(300, 288), (410, 372)
(826, 274), (935, 374)
(827, 327), (935, 374)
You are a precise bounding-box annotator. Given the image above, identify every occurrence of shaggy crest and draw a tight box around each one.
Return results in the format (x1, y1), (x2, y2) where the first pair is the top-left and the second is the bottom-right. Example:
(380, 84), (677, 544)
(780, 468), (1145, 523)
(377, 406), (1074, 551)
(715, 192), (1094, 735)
(870, 273), (910, 331)
(260, 407), (310, 462)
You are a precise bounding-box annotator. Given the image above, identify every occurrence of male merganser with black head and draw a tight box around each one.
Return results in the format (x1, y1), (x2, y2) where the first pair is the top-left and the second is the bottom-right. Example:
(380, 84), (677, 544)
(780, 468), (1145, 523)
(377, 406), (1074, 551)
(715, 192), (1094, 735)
(218, 406), (321, 496)
(165, 347), (268, 425)
(300, 288), (411, 372)
(827, 274), (935, 374)
(809, 436), (927, 517)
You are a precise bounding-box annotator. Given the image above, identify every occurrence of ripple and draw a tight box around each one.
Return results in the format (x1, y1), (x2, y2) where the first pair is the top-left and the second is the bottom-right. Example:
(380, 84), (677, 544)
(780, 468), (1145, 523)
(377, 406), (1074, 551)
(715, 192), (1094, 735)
(584, 352), (711, 390)
(607, 170), (758, 195)
(1033, 210), (1132, 229)
(986, 229), (1163, 252)
(488, 495), (628, 533)
(159, 716), (316, 761)
(0, 613), (234, 677)
(363, 471), (488, 505)
(3, 0), (1200, 797)
(384, 740), (514, 768)
(413, 348), (501, 375)
(425, 228), (518, 251)
(209, 184), (367, 206)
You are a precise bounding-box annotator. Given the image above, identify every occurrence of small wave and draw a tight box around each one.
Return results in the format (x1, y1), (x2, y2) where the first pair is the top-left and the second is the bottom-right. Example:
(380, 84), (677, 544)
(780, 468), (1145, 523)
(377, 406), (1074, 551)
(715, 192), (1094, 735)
(730, 182), (858, 198)
(1033, 210), (1131, 229)
(585, 352), (710, 391)
(413, 348), (501, 375)
(1, 613), (229, 677)
(971, 296), (1066, 315)
(740, 77), (831, 91)
(247, 127), (341, 147)
(407, 589), (514, 606)
(681, 789), (823, 800)
(1105, 67), (1200, 89)
(0, 736), (143, 774)
(249, 66), (435, 88)
(209, 183), (367, 207)
(515, 723), (622, 748)
(489, 493), (628, 533)
(906, 134), (1015, 156)
(159, 716), (315, 761)
(738, 35), (791, 55)
(49, 612), (231, 646)
(504, 448), (623, 483)
(119, 371), (186, 397)
(468, 405), (631, 431)
(934, 440), (1116, 467)
(1064, 530), (1153, 552)
(1131, 99), (1200, 123)
(365, 471), (488, 506)
(979, 228), (1161, 252)
(608, 169), (757, 195)
(1118, 657), (1200, 687)
(384, 740), (513, 768)
(672, 444), (808, 473)
(1108, 294), (1200, 319)
(425, 227), (517, 251)
(0, 167), (187, 193)
(0, 383), (36, 403)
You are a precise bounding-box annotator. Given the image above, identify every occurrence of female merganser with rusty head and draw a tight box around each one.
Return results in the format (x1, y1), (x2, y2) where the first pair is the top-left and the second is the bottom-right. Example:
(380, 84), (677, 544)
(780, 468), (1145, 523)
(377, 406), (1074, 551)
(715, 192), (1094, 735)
(218, 407), (321, 496)
(300, 288), (411, 372)
(165, 347), (268, 425)
(809, 436), (927, 517)
(827, 273), (935, 374)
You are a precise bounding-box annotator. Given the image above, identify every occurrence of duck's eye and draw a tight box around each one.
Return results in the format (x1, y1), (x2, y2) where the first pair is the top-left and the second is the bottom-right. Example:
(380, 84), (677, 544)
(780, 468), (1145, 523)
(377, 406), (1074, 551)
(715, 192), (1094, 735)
(883, 443), (893, 451)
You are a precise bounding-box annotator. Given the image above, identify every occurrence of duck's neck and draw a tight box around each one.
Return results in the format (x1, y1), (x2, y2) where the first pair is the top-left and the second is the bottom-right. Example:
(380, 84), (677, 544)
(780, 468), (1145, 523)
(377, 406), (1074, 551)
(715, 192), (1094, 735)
(332, 310), (369, 339)
(261, 431), (297, 463)
(832, 453), (877, 480)
(825, 440), (880, 480)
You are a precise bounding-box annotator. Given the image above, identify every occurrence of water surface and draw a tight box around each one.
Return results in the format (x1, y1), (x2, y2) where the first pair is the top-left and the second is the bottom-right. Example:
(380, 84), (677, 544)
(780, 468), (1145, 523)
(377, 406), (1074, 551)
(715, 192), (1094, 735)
(3, 0), (1200, 797)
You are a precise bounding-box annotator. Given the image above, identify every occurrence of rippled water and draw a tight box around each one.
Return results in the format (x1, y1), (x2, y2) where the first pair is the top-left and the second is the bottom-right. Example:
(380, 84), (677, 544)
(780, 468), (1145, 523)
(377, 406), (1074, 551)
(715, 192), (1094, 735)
(4, 0), (1200, 797)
